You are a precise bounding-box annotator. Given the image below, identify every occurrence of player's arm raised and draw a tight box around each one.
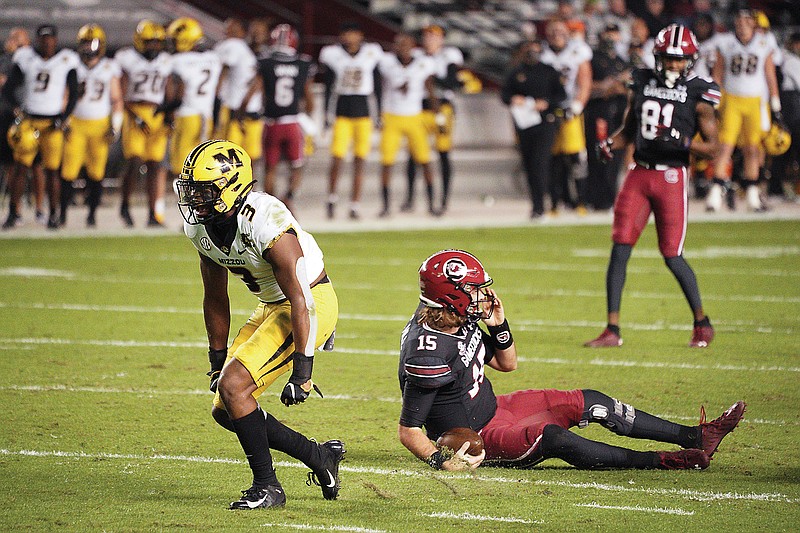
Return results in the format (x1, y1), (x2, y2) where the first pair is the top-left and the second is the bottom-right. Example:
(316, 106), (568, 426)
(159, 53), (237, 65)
(200, 253), (230, 390)
(482, 289), (517, 372)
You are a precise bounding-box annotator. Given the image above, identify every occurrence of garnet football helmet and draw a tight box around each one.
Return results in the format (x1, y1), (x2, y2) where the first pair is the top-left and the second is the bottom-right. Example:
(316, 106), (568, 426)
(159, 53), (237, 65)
(419, 250), (494, 320)
(269, 24), (299, 54)
(175, 140), (255, 224)
(77, 24), (106, 59)
(167, 17), (203, 53)
(653, 24), (699, 87)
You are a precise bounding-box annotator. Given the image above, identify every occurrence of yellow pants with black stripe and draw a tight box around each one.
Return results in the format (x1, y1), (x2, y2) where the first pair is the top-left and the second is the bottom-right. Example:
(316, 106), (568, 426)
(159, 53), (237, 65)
(212, 281), (339, 409)
(122, 103), (170, 162)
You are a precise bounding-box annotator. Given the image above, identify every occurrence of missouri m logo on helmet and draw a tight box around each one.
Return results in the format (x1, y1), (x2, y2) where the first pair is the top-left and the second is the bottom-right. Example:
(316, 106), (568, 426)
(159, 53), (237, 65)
(175, 140), (255, 225)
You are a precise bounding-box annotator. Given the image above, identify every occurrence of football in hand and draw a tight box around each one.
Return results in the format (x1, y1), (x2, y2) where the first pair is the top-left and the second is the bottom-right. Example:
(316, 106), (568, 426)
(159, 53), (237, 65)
(436, 427), (484, 456)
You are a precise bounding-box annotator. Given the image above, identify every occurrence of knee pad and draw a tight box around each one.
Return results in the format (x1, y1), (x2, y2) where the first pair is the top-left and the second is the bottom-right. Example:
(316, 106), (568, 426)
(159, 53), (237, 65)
(582, 390), (636, 436)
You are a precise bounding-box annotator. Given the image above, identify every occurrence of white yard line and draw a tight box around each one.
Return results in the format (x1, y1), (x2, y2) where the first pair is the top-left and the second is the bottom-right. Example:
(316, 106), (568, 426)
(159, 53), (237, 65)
(1, 449), (796, 504)
(574, 502), (695, 516)
(422, 511), (541, 524)
(260, 524), (387, 533)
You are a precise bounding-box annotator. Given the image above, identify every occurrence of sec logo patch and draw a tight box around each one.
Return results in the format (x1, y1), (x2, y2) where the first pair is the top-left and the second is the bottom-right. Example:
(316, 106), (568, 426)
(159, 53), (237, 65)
(664, 169), (679, 184)
(200, 237), (213, 251)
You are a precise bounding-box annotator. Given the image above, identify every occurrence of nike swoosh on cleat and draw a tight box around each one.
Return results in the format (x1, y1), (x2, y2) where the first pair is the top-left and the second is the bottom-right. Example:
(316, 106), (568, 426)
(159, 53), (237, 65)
(325, 469), (336, 488)
(246, 494), (269, 508)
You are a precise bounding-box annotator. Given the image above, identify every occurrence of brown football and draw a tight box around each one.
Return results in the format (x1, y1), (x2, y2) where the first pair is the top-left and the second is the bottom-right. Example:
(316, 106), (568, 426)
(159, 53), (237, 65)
(436, 427), (484, 456)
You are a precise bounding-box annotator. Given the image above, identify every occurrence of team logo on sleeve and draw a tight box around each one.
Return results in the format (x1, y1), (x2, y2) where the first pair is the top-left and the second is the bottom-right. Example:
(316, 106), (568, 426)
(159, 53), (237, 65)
(443, 258), (468, 282)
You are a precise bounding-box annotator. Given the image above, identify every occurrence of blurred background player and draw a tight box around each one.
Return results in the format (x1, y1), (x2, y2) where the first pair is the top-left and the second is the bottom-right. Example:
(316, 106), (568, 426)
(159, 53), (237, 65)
(541, 18), (592, 216)
(214, 18), (263, 162)
(404, 24), (465, 215)
(1, 24), (79, 230)
(60, 24), (123, 227)
(165, 16), (222, 224)
(240, 24), (314, 210)
(377, 33), (438, 218)
(0, 28), (31, 217)
(318, 22), (383, 220)
(772, 32), (800, 198)
(115, 20), (172, 227)
(585, 25), (720, 349)
(707, 8), (780, 212)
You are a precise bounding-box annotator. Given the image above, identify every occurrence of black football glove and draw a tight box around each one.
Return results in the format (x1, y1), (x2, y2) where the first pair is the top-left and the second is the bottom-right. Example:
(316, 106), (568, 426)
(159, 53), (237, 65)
(772, 110), (787, 130)
(207, 348), (227, 393)
(595, 139), (614, 163)
(280, 352), (323, 406)
(654, 125), (691, 150)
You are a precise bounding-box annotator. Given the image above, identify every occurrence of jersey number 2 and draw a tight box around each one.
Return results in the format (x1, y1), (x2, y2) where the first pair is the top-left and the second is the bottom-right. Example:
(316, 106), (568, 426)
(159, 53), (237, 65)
(640, 99), (674, 140)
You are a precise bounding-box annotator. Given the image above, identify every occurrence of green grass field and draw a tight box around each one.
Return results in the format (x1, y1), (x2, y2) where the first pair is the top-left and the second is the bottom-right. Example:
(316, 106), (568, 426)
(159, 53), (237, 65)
(1, 219), (798, 532)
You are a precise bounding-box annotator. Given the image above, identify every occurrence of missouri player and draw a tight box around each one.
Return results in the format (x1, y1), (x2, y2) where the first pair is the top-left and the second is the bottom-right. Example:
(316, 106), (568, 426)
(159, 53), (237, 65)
(318, 22), (383, 220)
(585, 25), (720, 349)
(61, 24), (123, 227)
(240, 24), (315, 209)
(176, 139), (344, 509)
(115, 20), (173, 227)
(165, 17), (222, 219)
(399, 250), (745, 471)
(1, 24), (79, 229)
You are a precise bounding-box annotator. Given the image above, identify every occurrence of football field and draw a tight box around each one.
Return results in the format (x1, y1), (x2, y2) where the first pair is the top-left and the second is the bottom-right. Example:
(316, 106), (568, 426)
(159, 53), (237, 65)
(1, 219), (798, 531)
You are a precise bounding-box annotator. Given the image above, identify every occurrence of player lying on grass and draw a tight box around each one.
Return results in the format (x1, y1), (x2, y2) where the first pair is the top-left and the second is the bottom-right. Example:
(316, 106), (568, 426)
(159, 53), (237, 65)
(397, 249), (745, 471)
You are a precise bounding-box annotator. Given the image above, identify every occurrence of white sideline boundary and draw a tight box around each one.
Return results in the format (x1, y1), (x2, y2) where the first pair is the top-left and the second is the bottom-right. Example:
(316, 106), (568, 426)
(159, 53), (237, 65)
(1, 449), (797, 504)
(574, 502), (695, 516)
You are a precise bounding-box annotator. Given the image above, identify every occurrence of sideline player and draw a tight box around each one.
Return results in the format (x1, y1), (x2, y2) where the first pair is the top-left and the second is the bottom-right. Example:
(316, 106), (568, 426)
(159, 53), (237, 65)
(585, 25), (720, 348)
(176, 139), (344, 509)
(115, 20), (173, 227)
(214, 18), (263, 161)
(707, 9), (780, 212)
(165, 17), (222, 214)
(240, 24), (314, 209)
(61, 24), (123, 227)
(541, 18), (593, 215)
(318, 22), (383, 220)
(1, 25), (79, 229)
(377, 33), (439, 218)
(398, 250), (745, 471)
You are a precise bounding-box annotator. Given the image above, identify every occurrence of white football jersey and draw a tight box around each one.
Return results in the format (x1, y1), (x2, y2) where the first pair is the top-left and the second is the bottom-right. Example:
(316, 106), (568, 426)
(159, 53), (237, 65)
(416, 45), (463, 101)
(378, 53), (436, 115)
(715, 32), (774, 97)
(318, 42), (383, 95)
(171, 50), (222, 118)
(13, 47), (80, 116)
(184, 192), (325, 304)
(541, 39), (592, 104)
(114, 47), (173, 104)
(73, 58), (121, 120)
(214, 37), (261, 112)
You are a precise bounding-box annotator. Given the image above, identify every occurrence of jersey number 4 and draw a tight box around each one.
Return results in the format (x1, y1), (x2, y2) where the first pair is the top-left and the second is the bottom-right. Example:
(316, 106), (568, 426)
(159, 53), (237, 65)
(640, 99), (674, 140)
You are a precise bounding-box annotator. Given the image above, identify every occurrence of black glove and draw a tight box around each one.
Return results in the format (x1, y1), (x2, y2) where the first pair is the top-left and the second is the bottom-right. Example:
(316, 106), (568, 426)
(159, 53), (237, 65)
(595, 139), (614, 163)
(772, 110), (787, 129)
(281, 352), (323, 406)
(654, 125), (691, 150)
(207, 348), (227, 393)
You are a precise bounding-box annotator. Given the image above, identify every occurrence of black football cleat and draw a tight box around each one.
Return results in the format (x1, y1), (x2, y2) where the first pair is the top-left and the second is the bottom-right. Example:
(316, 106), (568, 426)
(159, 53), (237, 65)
(307, 439), (346, 500)
(229, 484), (286, 510)
(120, 207), (134, 227)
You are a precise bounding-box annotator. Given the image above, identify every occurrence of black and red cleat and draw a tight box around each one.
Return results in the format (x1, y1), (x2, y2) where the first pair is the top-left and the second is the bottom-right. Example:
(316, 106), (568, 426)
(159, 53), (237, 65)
(657, 449), (710, 470)
(689, 324), (715, 348)
(699, 401), (746, 457)
(584, 328), (623, 348)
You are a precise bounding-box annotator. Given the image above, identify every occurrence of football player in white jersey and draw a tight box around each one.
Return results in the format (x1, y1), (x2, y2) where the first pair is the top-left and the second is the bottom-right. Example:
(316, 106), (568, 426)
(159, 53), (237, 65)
(377, 33), (439, 218)
(61, 24), (123, 227)
(541, 19), (593, 216)
(318, 22), (383, 220)
(165, 17), (222, 211)
(213, 18), (263, 161)
(115, 20), (173, 227)
(1, 24), (79, 230)
(175, 139), (343, 510)
(708, 9), (780, 212)
(404, 24), (466, 214)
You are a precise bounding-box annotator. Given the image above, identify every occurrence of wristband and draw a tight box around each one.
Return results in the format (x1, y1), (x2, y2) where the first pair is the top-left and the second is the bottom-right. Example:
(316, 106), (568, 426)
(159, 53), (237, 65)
(487, 319), (514, 350)
(426, 450), (446, 470)
(770, 95), (781, 113)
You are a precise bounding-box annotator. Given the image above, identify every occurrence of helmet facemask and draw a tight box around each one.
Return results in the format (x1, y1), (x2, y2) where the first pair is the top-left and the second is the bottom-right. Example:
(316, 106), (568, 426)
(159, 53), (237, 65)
(465, 283), (496, 323)
(655, 53), (693, 88)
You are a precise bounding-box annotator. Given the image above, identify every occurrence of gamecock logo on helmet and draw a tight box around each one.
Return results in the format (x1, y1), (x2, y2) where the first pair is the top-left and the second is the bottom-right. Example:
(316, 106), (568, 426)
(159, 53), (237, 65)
(443, 258), (468, 282)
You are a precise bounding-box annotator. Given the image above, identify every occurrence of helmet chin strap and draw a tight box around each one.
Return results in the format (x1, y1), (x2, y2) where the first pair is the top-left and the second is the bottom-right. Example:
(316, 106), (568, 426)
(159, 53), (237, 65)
(664, 69), (681, 88)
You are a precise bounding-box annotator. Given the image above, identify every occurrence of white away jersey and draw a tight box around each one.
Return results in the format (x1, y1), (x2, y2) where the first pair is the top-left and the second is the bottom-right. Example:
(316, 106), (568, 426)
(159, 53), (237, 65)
(184, 192), (325, 303)
(379, 53), (436, 115)
(418, 45), (463, 101)
(318, 42), (383, 95)
(715, 32), (774, 97)
(114, 47), (172, 104)
(73, 58), (121, 120)
(540, 39), (592, 103)
(214, 37), (261, 112)
(13, 47), (80, 116)
(171, 50), (222, 118)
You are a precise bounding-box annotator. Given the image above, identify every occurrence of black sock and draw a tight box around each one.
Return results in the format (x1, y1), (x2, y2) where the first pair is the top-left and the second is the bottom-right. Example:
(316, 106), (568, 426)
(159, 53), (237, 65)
(439, 151), (451, 206)
(607, 243), (632, 314)
(405, 155), (416, 202)
(607, 324), (620, 336)
(664, 255), (703, 314)
(426, 182), (435, 210)
(264, 412), (326, 470)
(230, 407), (279, 488)
(382, 185), (390, 211)
(540, 424), (658, 469)
(694, 316), (711, 328)
(86, 180), (103, 215)
(60, 179), (74, 217)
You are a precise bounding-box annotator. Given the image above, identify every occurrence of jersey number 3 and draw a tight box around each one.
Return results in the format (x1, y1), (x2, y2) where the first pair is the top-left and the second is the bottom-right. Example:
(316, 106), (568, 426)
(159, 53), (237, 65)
(640, 99), (674, 140)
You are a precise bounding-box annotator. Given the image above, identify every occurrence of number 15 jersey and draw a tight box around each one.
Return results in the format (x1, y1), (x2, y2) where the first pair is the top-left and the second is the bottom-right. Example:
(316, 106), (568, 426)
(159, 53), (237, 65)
(630, 68), (720, 167)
